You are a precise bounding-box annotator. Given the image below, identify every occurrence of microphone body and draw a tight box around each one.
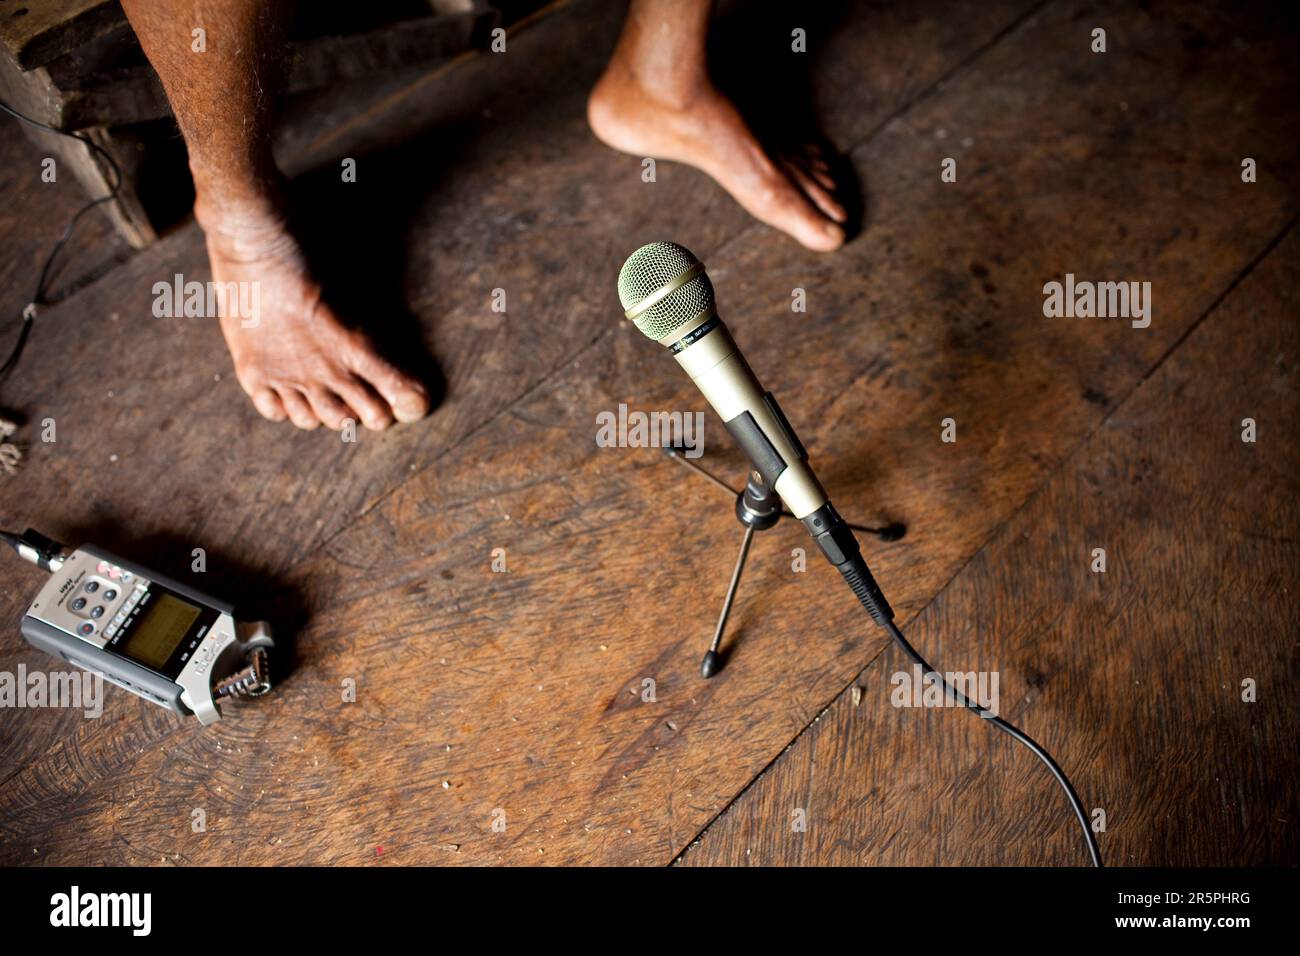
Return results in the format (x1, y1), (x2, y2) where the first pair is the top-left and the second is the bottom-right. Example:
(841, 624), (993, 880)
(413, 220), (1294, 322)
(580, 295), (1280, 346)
(670, 314), (826, 520)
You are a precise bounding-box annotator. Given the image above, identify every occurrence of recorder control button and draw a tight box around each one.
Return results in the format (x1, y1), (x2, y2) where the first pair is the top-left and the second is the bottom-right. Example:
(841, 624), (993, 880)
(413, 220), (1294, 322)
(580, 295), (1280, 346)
(96, 562), (109, 574)
(84, 581), (99, 593)
(77, 622), (94, 636)
(105, 624), (118, 638)
(90, 606), (105, 619)
(103, 589), (117, 601)
(71, 597), (87, 611)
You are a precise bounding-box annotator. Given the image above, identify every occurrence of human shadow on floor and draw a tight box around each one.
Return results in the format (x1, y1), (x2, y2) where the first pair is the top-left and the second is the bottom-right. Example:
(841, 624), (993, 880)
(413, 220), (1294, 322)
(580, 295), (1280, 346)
(279, 127), (474, 416)
(711, 0), (865, 239)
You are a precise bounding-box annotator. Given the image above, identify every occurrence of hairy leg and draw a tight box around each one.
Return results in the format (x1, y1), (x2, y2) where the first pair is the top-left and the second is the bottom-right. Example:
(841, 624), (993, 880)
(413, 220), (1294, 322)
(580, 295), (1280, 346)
(588, 0), (846, 252)
(120, 0), (430, 429)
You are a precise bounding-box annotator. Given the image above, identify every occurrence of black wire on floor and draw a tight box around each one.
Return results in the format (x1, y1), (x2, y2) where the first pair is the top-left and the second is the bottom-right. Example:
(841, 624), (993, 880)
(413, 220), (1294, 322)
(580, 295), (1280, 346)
(0, 100), (124, 386)
(883, 616), (1104, 867)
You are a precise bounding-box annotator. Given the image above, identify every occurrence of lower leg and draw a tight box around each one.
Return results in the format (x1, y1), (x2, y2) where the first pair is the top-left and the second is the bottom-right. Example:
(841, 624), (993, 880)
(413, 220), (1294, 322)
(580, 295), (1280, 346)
(121, 0), (429, 429)
(588, 0), (846, 251)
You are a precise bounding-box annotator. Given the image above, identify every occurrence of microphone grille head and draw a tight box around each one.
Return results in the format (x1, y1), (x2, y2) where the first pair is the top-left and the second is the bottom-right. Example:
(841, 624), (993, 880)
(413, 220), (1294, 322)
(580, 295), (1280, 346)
(618, 241), (716, 340)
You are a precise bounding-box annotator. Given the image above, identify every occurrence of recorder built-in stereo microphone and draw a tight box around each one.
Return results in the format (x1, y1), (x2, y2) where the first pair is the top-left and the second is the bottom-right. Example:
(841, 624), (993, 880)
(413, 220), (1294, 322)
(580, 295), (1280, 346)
(617, 241), (894, 626)
(616, 241), (1103, 868)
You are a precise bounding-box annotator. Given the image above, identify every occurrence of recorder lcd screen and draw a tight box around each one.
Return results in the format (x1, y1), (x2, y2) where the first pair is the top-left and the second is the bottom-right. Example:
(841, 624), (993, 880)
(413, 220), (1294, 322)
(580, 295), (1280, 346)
(118, 593), (200, 670)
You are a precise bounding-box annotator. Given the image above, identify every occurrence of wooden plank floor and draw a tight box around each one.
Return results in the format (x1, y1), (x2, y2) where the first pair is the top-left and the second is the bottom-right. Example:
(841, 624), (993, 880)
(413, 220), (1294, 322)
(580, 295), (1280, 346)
(0, 0), (1296, 865)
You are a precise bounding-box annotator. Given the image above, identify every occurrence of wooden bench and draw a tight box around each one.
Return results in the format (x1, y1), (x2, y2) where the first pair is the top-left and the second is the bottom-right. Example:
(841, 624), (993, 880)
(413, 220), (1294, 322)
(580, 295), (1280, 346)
(0, 0), (515, 247)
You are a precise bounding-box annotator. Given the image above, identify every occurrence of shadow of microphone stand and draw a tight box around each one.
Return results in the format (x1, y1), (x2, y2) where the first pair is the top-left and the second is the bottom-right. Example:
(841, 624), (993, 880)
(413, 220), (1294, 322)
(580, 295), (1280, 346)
(661, 445), (906, 679)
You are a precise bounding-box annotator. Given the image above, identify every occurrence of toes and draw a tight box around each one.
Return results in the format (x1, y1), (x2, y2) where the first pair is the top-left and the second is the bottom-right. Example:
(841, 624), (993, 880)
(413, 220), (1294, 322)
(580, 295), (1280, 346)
(788, 206), (845, 252)
(746, 173), (845, 252)
(305, 387), (358, 432)
(782, 158), (847, 224)
(800, 147), (838, 191)
(332, 374), (395, 431)
(803, 159), (837, 192)
(806, 219), (845, 251)
(344, 341), (430, 424)
(800, 142), (832, 170)
(712, 142), (846, 252)
(278, 387), (321, 430)
(250, 387), (288, 423)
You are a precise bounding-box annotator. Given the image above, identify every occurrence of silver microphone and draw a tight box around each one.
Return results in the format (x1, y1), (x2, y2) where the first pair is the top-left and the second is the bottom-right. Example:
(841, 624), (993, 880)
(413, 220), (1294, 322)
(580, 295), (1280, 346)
(617, 240), (893, 625)
(617, 244), (1112, 869)
(617, 240), (827, 519)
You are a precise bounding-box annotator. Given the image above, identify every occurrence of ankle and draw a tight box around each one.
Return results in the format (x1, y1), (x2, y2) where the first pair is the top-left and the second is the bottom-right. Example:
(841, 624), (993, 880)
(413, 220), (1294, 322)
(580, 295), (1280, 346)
(597, 55), (713, 114)
(194, 190), (298, 261)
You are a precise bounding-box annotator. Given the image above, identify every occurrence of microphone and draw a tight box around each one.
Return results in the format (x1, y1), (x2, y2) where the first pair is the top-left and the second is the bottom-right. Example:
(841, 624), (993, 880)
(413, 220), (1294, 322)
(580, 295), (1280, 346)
(617, 240), (894, 627)
(617, 242), (1107, 868)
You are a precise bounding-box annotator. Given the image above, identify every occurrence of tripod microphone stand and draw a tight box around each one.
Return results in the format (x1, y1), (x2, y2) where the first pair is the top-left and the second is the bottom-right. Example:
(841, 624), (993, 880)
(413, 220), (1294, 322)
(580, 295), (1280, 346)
(662, 446), (905, 678)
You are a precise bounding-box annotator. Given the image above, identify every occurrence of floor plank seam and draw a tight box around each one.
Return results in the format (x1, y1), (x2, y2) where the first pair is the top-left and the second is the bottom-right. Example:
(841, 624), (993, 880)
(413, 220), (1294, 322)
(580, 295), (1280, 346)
(1131, 214), (1299, 394)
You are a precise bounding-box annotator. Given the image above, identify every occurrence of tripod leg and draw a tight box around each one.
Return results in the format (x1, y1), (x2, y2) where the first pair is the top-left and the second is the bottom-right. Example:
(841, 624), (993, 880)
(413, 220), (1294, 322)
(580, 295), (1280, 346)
(701, 524), (755, 678)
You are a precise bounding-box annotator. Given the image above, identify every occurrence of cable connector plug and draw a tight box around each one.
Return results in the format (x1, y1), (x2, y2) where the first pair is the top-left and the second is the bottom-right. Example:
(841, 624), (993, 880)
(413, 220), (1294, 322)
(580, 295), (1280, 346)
(838, 554), (895, 628)
(0, 528), (68, 571)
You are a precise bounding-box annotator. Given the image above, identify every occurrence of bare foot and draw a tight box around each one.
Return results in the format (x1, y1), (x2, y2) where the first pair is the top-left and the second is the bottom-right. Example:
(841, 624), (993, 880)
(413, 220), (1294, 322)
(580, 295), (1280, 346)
(588, 67), (847, 251)
(196, 200), (430, 431)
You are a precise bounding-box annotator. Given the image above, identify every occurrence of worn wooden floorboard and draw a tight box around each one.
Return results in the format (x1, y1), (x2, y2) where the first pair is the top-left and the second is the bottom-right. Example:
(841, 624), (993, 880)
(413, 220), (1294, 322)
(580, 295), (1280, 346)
(1, 0), (1295, 865)
(679, 224), (1300, 867)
